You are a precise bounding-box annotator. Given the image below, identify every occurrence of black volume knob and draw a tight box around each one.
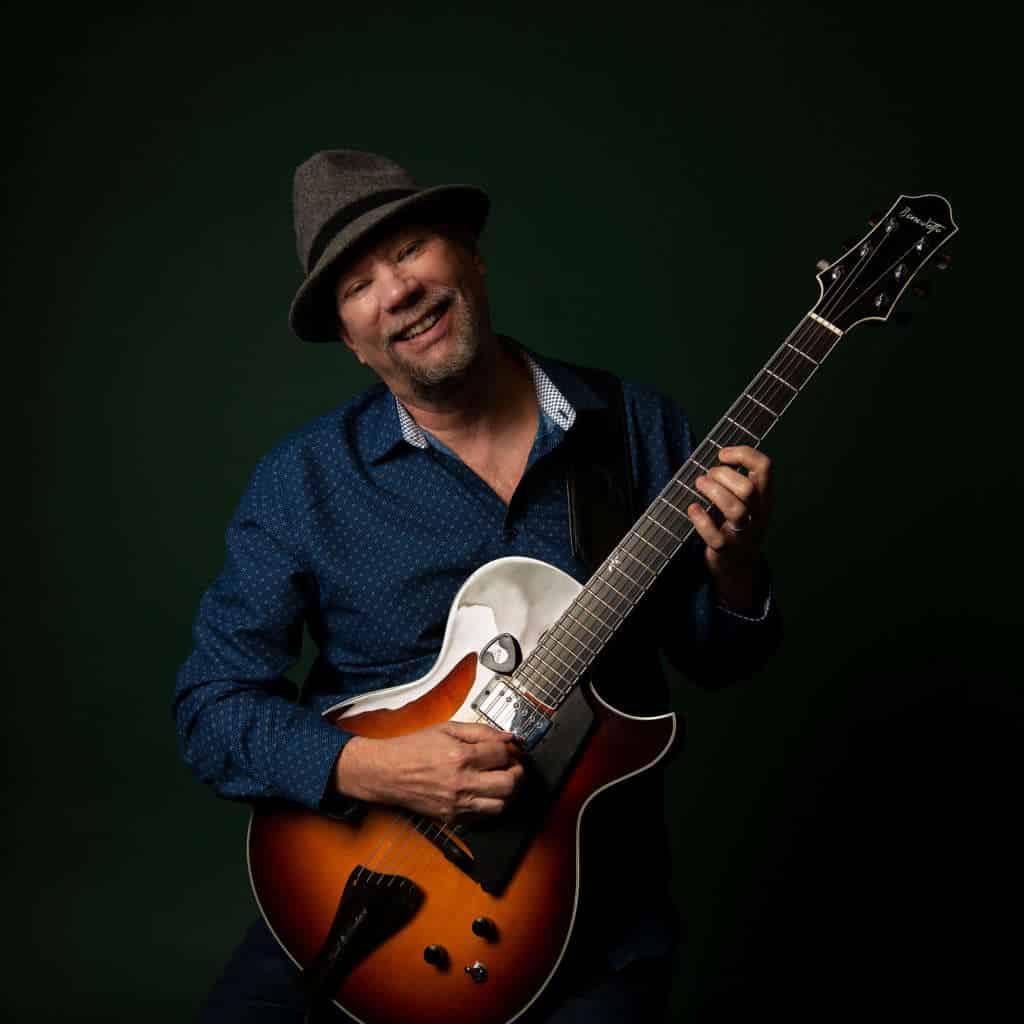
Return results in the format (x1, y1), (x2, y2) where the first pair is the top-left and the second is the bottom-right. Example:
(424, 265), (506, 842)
(472, 917), (498, 941)
(423, 944), (449, 968)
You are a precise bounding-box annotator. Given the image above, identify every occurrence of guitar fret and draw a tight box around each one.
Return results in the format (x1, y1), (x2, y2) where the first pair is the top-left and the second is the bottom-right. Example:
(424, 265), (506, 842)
(657, 494), (687, 516)
(749, 376), (791, 415)
(730, 396), (777, 437)
(487, 192), (961, 719)
(672, 478), (709, 508)
(635, 520), (675, 558)
(563, 605), (603, 641)
(725, 416), (760, 442)
(598, 574), (633, 603)
(644, 513), (682, 542)
(630, 530), (665, 556)
(519, 661), (562, 698)
(541, 641), (578, 674)
(605, 558), (644, 589)
(531, 644), (571, 682)
(764, 368), (798, 393)
(618, 544), (658, 578)
(767, 352), (815, 389)
(578, 588), (617, 623)
(587, 585), (623, 616)
(551, 622), (590, 659)
(744, 393), (779, 420)
(785, 341), (819, 365)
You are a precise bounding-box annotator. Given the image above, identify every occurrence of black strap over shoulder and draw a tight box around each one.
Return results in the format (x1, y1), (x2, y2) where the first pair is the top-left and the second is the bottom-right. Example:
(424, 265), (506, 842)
(565, 366), (636, 574)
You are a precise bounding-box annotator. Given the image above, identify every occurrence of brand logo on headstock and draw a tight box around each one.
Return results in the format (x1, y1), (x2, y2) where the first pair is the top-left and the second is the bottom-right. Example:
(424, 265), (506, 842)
(898, 206), (946, 234)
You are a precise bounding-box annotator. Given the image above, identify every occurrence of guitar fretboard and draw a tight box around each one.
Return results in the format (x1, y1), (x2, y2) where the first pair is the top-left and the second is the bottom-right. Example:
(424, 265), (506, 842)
(513, 316), (844, 710)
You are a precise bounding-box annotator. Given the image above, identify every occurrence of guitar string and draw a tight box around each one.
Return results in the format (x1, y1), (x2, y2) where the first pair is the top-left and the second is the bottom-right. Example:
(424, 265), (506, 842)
(475, 224), (925, 713)
(358, 708), (509, 887)
(354, 224), (936, 888)
(364, 712), (495, 888)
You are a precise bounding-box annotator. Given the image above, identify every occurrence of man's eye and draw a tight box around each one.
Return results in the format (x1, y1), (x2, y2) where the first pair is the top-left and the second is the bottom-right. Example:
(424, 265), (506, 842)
(347, 281), (368, 298)
(399, 240), (424, 259)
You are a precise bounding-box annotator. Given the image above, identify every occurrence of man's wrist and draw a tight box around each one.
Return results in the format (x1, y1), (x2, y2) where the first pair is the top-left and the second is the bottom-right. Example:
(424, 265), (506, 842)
(712, 557), (770, 616)
(321, 737), (372, 818)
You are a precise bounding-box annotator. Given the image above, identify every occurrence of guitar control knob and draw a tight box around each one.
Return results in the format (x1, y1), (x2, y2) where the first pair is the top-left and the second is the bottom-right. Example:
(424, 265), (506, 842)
(472, 917), (498, 941)
(464, 961), (488, 983)
(423, 944), (449, 968)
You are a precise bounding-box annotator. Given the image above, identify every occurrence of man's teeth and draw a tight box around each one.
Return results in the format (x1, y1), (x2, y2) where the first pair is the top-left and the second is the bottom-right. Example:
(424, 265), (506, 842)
(400, 305), (445, 340)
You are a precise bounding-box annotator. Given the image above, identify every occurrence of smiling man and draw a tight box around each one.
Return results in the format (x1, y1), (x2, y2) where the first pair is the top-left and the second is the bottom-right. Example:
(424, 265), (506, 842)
(174, 149), (782, 1022)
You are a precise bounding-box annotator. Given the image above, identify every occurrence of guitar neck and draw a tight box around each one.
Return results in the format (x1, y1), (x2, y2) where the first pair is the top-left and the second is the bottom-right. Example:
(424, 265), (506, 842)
(512, 191), (957, 712)
(513, 315), (844, 710)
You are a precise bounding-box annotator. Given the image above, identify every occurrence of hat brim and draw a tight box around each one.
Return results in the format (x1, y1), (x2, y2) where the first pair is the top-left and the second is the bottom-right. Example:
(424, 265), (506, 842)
(288, 184), (489, 343)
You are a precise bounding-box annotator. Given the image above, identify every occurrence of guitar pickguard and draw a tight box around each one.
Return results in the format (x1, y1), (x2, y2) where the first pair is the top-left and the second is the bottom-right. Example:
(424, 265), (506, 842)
(460, 682), (596, 894)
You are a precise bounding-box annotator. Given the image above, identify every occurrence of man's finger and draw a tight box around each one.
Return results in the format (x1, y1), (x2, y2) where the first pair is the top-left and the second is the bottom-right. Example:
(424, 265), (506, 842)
(695, 474), (748, 524)
(687, 503), (729, 552)
(470, 763), (525, 799)
(704, 466), (756, 505)
(441, 722), (514, 744)
(468, 740), (519, 771)
(719, 445), (771, 480)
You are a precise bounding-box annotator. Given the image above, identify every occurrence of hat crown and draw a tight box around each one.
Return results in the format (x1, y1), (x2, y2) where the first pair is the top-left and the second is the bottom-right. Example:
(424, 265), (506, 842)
(292, 150), (419, 269)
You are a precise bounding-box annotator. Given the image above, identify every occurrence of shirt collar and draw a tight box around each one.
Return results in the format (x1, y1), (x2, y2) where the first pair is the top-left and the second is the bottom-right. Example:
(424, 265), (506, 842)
(364, 340), (607, 463)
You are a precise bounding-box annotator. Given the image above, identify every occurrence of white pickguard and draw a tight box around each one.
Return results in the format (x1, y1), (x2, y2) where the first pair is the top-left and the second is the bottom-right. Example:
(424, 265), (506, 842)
(324, 557), (583, 724)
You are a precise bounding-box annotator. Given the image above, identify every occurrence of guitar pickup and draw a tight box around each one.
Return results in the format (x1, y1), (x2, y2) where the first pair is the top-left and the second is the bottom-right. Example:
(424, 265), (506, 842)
(471, 680), (551, 750)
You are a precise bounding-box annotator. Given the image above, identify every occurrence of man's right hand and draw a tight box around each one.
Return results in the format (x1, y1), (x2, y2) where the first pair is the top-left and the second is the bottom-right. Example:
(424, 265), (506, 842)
(332, 722), (525, 825)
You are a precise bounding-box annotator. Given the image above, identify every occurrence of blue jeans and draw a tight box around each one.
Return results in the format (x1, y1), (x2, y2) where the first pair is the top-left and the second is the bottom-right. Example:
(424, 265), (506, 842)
(198, 918), (672, 1023)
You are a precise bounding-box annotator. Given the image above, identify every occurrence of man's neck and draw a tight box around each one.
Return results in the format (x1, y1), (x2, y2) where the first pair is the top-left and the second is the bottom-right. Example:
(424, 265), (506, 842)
(396, 337), (537, 449)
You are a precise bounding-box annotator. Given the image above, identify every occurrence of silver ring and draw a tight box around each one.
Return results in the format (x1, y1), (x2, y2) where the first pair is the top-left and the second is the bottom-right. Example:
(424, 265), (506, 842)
(725, 513), (751, 534)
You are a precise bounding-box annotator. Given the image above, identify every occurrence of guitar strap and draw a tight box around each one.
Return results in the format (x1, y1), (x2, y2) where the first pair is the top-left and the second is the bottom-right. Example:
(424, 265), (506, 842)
(565, 365), (636, 573)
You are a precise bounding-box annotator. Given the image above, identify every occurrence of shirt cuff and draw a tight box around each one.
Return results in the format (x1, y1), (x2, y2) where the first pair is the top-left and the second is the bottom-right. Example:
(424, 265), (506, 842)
(715, 583), (774, 623)
(318, 732), (368, 822)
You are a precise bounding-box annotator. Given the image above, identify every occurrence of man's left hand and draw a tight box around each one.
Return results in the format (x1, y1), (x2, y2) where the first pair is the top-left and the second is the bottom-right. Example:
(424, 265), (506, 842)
(686, 445), (773, 613)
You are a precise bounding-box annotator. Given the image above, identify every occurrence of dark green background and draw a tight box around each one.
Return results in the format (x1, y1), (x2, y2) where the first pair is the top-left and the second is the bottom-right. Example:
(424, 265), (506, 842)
(9, 3), (1013, 1021)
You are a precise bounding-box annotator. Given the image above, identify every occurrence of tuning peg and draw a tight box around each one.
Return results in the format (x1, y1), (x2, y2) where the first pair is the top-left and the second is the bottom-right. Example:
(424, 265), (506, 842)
(933, 251), (952, 270)
(911, 281), (931, 298)
(816, 258), (831, 272)
(867, 211), (883, 227)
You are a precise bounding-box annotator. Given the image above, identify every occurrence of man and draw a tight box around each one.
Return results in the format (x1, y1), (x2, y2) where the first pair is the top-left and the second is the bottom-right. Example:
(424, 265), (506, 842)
(174, 149), (781, 1022)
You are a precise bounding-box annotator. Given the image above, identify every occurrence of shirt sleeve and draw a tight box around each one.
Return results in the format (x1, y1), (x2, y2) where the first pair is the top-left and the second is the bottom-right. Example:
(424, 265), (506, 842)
(172, 455), (354, 810)
(623, 381), (783, 687)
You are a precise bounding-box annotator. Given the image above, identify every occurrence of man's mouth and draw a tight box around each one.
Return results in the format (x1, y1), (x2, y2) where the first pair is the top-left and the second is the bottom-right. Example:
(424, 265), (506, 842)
(393, 298), (452, 343)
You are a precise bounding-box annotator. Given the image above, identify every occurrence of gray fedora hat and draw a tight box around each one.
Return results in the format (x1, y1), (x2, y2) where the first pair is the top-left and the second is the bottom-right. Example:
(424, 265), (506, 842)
(288, 149), (489, 342)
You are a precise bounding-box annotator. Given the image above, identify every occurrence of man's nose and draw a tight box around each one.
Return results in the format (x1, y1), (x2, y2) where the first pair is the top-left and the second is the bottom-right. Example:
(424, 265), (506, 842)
(379, 263), (422, 312)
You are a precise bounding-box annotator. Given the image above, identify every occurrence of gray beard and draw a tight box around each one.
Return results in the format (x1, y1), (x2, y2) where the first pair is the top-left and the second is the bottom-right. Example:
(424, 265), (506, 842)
(389, 292), (484, 401)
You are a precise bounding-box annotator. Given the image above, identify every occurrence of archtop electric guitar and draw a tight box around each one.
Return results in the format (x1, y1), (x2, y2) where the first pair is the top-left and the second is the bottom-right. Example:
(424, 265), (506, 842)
(247, 193), (958, 1024)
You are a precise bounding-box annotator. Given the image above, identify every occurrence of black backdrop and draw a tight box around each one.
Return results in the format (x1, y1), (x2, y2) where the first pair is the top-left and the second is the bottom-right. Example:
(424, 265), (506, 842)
(8, 4), (1014, 1021)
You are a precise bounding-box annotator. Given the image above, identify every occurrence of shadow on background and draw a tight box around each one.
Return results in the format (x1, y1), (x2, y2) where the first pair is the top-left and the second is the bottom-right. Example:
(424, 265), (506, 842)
(670, 621), (1019, 1019)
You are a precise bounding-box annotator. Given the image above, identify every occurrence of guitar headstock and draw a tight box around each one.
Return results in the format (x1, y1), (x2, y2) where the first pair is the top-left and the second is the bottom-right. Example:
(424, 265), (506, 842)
(814, 194), (958, 332)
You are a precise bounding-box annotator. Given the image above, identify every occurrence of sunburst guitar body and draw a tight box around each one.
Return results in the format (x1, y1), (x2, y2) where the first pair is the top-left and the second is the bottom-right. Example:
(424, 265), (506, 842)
(248, 556), (677, 1024)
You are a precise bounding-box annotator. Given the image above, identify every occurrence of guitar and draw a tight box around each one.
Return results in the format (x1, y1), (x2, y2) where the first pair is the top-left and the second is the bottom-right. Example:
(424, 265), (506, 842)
(247, 193), (958, 1024)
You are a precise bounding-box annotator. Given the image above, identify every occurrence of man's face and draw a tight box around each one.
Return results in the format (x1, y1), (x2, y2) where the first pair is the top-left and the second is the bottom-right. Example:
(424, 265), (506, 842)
(334, 220), (490, 401)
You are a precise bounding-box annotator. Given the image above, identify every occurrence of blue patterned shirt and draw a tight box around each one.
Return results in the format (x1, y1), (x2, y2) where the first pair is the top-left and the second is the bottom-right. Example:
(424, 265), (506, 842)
(173, 346), (777, 812)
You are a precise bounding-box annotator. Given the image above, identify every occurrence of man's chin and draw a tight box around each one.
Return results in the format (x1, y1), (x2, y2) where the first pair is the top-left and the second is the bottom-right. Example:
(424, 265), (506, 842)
(401, 337), (480, 396)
